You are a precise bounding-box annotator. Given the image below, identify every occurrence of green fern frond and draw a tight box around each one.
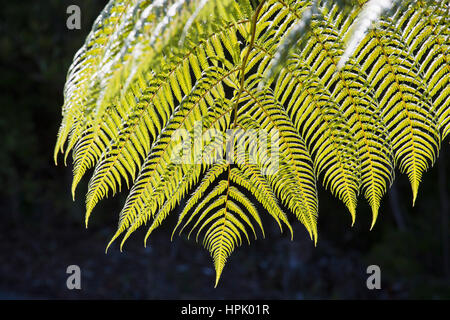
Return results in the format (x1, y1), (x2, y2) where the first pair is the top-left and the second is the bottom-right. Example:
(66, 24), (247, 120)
(56, 0), (450, 285)
(237, 85), (319, 241)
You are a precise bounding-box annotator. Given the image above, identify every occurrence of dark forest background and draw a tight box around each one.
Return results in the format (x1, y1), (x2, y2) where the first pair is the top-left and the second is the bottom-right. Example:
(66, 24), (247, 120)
(0, 0), (448, 299)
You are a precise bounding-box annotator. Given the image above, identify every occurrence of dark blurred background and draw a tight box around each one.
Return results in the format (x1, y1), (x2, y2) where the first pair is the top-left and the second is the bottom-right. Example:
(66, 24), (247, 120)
(0, 1), (449, 299)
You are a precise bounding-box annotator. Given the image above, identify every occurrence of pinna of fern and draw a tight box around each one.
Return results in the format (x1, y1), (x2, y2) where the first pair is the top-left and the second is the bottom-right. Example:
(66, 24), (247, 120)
(55, 0), (449, 286)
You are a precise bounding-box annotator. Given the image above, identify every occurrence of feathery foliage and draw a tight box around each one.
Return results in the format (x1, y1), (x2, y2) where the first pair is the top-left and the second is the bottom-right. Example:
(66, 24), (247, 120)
(55, 0), (450, 286)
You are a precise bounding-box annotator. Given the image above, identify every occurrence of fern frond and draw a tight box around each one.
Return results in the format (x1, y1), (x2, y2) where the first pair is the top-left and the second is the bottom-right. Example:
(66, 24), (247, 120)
(273, 57), (360, 221)
(55, 0), (135, 163)
(56, 0), (450, 285)
(230, 166), (293, 237)
(355, 14), (441, 205)
(173, 161), (228, 237)
(237, 85), (319, 241)
(292, 4), (395, 226)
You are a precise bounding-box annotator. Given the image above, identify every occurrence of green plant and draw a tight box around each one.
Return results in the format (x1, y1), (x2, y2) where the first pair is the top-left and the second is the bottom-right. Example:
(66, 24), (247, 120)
(55, 0), (449, 286)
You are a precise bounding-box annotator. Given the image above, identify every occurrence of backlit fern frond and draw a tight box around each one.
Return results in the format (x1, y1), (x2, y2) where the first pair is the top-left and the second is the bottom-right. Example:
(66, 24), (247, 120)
(55, 0), (450, 285)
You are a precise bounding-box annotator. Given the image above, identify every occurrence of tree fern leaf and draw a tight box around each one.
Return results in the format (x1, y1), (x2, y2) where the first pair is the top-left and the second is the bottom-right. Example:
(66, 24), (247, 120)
(272, 58), (359, 221)
(139, 164), (202, 246)
(55, 0), (136, 163)
(230, 166), (293, 237)
(353, 5), (441, 205)
(108, 67), (237, 244)
(56, 0), (450, 285)
(238, 85), (319, 241)
(172, 161), (228, 237)
(228, 186), (264, 238)
(299, 10), (395, 227)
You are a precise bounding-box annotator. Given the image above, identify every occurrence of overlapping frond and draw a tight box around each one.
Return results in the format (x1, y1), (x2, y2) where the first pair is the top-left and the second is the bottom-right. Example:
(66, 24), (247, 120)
(237, 84), (319, 241)
(56, 0), (450, 285)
